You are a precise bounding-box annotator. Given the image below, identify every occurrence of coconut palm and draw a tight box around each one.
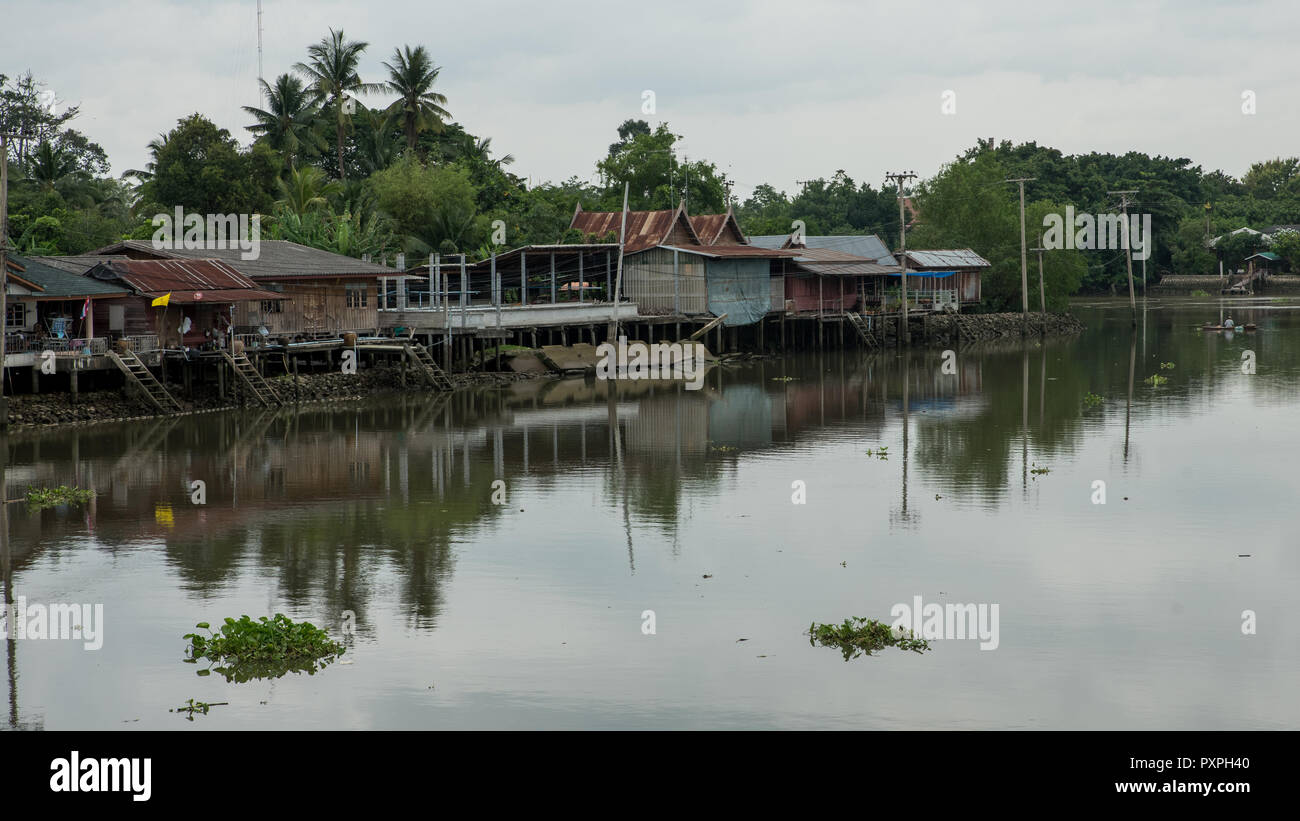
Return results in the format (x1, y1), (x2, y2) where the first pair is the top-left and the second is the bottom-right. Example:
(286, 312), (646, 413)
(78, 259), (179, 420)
(382, 45), (450, 153)
(459, 134), (514, 170)
(275, 165), (340, 217)
(122, 132), (168, 187)
(243, 73), (326, 169)
(293, 28), (383, 179)
(22, 141), (94, 206)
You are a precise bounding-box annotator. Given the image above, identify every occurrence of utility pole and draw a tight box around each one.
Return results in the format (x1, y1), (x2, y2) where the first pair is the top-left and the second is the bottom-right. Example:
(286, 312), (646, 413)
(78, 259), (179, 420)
(1006, 178), (1036, 335)
(1109, 190), (1139, 326)
(609, 182), (629, 342)
(1031, 241), (1046, 333)
(885, 171), (917, 345)
(257, 0), (264, 103)
(1, 130), (12, 429)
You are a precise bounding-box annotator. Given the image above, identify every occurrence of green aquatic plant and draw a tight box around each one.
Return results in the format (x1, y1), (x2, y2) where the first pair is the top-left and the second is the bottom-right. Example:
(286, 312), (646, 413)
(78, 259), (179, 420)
(1190, 289), (1210, 297)
(865, 445), (889, 460)
(1083, 392), (1104, 407)
(1144, 374), (1168, 386)
(24, 485), (95, 511)
(169, 698), (228, 721)
(1030, 465), (1050, 475)
(807, 618), (930, 660)
(1159, 362), (1175, 370)
(183, 614), (346, 683)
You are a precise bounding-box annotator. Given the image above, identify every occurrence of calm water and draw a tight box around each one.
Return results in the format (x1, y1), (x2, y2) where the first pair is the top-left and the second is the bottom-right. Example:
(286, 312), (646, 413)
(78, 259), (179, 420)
(2, 298), (1298, 730)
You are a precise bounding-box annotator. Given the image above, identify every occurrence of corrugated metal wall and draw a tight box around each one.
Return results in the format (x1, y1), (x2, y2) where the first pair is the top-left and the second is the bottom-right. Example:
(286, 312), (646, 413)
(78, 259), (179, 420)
(623, 248), (707, 315)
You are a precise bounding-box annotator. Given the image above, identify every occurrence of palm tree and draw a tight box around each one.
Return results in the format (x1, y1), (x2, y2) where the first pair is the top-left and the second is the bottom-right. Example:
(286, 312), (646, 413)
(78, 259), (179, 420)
(459, 135), (514, 171)
(275, 165), (340, 217)
(353, 105), (401, 175)
(123, 132), (168, 187)
(22, 141), (94, 206)
(293, 28), (383, 179)
(382, 45), (450, 153)
(243, 73), (325, 169)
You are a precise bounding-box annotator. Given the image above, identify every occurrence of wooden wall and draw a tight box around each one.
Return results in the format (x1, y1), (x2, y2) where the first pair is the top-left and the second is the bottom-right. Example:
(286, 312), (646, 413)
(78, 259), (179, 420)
(233, 278), (378, 337)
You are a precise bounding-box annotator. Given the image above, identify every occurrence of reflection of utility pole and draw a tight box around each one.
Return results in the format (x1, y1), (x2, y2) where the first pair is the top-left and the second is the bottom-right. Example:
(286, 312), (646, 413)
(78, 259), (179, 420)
(1031, 241), (1046, 333)
(1109, 189), (1139, 327)
(1006, 178), (1036, 335)
(886, 171), (917, 346)
(1124, 332), (1135, 462)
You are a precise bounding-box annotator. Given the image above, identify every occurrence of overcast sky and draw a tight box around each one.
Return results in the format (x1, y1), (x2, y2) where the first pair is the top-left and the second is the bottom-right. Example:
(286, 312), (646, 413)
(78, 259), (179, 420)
(6, 0), (1298, 200)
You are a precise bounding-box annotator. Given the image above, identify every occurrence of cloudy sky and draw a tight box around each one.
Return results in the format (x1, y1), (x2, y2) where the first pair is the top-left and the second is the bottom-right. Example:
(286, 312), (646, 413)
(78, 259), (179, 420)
(6, 0), (1298, 199)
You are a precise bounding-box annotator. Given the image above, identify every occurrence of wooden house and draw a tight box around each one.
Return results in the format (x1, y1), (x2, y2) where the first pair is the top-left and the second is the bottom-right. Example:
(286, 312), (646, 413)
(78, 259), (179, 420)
(749, 234), (903, 314)
(3, 254), (129, 362)
(84, 258), (282, 350)
(90, 240), (399, 341)
(899, 249), (988, 309)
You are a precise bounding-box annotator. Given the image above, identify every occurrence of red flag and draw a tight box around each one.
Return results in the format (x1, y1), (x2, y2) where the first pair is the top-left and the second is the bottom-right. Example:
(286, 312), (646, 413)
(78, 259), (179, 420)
(80, 297), (90, 319)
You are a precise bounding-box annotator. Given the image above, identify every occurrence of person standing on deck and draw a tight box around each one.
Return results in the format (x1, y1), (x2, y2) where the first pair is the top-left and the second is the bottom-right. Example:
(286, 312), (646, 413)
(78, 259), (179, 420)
(1224, 316), (1235, 329)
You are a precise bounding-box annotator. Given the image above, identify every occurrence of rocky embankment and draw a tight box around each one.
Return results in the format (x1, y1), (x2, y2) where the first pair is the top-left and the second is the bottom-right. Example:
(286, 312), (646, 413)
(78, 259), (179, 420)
(3, 365), (538, 430)
(881, 311), (1085, 345)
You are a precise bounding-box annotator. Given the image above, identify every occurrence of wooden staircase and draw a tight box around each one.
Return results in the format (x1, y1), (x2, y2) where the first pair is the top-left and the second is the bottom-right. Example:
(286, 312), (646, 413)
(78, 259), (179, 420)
(844, 312), (879, 349)
(403, 343), (455, 391)
(107, 350), (182, 412)
(221, 351), (283, 407)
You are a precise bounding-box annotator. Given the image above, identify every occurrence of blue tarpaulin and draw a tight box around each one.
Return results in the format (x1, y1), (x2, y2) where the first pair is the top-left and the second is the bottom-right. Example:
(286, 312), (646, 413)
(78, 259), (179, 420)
(885, 270), (958, 278)
(706, 258), (770, 326)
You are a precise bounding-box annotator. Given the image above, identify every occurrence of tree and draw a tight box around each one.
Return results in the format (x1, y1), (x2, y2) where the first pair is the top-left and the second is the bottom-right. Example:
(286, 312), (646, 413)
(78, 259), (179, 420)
(294, 28), (383, 179)
(139, 114), (275, 214)
(1270, 229), (1300, 272)
(21, 141), (94, 206)
(1242, 157), (1300, 199)
(595, 122), (726, 213)
(370, 154), (482, 253)
(382, 45), (450, 153)
(243, 73), (326, 169)
(275, 165), (339, 217)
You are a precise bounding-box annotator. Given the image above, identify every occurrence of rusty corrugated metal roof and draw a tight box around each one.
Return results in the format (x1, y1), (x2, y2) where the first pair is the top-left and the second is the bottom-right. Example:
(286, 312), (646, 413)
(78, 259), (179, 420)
(93, 258), (280, 301)
(570, 204), (700, 254)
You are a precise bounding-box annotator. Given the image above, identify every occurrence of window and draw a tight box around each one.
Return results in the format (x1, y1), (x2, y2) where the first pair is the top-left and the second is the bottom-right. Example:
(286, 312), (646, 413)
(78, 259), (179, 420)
(260, 299), (284, 314)
(346, 283), (368, 308)
(5, 302), (25, 329)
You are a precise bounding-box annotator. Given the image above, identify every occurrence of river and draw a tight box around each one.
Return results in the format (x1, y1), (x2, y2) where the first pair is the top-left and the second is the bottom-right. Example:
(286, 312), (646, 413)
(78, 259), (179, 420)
(2, 298), (1297, 729)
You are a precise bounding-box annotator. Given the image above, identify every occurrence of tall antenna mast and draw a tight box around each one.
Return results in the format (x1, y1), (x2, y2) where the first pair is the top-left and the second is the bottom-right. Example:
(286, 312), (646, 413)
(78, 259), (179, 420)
(257, 0), (264, 102)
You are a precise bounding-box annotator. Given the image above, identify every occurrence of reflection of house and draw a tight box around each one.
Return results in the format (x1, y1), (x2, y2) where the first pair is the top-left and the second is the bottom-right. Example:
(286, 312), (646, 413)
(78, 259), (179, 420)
(85, 259), (282, 349)
(90, 240), (398, 341)
(3, 254), (129, 367)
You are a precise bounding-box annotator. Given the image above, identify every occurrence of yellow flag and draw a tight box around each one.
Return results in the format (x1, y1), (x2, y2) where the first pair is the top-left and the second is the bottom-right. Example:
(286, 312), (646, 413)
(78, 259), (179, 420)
(151, 292), (171, 307)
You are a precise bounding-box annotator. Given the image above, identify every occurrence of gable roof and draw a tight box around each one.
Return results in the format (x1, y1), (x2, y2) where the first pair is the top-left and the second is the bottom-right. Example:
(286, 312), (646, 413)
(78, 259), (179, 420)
(30, 254), (132, 274)
(4, 254), (130, 299)
(87, 258), (282, 303)
(570, 202), (701, 254)
(902, 249), (991, 269)
(88, 239), (399, 280)
(688, 207), (747, 245)
(748, 234), (898, 265)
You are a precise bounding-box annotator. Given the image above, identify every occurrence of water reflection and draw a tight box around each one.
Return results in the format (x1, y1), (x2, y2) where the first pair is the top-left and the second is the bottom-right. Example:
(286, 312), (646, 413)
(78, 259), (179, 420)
(3, 299), (1300, 728)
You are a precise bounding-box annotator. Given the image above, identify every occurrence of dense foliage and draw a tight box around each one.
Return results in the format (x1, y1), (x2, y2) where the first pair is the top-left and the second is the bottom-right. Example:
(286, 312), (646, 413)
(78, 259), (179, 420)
(5, 39), (1300, 299)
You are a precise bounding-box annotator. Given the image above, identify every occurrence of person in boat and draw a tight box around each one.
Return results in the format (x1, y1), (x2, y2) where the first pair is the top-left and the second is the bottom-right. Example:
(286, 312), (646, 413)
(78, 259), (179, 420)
(1224, 316), (1235, 329)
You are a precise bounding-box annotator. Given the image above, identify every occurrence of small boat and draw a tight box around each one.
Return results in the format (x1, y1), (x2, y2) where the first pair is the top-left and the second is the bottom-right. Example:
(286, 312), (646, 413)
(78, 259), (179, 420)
(1200, 323), (1257, 331)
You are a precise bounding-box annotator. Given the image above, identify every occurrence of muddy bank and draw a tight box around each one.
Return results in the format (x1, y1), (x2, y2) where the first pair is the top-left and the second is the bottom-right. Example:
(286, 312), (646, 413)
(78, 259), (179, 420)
(3, 365), (542, 430)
